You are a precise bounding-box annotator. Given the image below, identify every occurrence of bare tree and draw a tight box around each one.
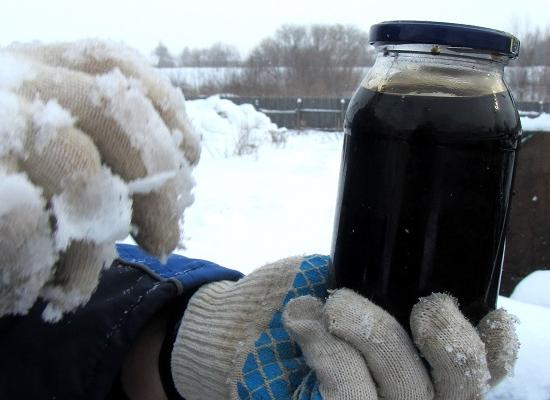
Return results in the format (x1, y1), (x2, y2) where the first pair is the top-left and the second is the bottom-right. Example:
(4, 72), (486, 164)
(241, 24), (373, 96)
(179, 43), (242, 67)
(154, 42), (176, 68)
(506, 22), (550, 101)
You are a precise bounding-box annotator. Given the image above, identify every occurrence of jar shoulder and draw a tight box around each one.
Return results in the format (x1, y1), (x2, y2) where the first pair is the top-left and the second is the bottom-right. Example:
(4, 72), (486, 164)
(345, 87), (521, 146)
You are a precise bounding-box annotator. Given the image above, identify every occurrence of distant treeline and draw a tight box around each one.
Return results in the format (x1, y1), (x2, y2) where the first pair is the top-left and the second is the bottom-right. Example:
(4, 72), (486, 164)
(153, 24), (550, 99)
(154, 24), (374, 97)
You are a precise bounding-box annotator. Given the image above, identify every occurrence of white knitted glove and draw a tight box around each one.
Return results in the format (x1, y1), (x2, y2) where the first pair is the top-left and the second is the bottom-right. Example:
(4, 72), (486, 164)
(0, 40), (200, 321)
(171, 255), (519, 400)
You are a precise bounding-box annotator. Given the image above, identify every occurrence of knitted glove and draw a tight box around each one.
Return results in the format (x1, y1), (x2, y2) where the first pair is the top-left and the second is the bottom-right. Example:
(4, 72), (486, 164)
(0, 40), (200, 321)
(171, 255), (519, 400)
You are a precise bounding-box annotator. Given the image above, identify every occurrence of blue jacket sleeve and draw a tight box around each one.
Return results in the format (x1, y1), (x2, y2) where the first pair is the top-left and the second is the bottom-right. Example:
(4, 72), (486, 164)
(116, 243), (244, 293)
(0, 244), (243, 400)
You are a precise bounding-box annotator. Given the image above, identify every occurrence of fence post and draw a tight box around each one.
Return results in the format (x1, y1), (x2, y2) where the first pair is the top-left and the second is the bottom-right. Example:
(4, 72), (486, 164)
(296, 98), (302, 130)
(340, 98), (346, 130)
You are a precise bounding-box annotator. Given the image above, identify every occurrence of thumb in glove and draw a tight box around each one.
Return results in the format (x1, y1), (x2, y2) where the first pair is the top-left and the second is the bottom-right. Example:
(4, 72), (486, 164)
(283, 295), (377, 399)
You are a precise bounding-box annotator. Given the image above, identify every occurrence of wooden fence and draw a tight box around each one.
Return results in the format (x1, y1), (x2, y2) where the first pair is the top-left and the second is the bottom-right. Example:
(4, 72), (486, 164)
(227, 96), (350, 130)
(190, 96), (550, 131)
(501, 132), (550, 295)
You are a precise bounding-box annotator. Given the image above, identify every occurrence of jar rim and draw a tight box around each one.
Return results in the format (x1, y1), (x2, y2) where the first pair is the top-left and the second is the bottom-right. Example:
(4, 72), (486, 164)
(370, 21), (520, 58)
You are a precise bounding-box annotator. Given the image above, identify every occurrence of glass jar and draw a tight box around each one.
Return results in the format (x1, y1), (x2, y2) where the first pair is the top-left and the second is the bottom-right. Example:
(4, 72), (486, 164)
(329, 21), (521, 329)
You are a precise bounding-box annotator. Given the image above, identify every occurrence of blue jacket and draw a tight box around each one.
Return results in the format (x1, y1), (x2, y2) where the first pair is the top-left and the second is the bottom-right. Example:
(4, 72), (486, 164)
(0, 244), (243, 400)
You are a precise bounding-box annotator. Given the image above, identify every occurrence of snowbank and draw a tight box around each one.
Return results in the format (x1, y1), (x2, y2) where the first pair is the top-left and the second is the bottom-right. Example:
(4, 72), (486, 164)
(521, 112), (550, 132)
(488, 296), (550, 400)
(186, 96), (286, 158)
(160, 67), (243, 91)
(510, 271), (550, 308)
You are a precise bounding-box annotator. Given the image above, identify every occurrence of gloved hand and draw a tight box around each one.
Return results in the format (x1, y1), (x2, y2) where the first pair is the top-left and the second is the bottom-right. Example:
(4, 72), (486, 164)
(0, 40), (200, 321)
(171, 255), (519, 400)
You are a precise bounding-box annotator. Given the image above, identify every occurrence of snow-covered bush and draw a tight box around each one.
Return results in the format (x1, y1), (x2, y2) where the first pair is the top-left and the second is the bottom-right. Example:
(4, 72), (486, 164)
(186, 96), (286, 158)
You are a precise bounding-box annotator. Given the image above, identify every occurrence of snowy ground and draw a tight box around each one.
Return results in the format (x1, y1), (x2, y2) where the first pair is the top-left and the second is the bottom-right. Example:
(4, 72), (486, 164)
(132, 97), (550, 398)
(181, 130), (341, 272)
(521, 112), (550, 132)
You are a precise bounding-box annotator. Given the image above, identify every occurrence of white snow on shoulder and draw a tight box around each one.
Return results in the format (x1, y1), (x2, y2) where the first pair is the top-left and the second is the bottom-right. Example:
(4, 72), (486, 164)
(186, 95), (286, 158)
(510, 270), (550, 308)
(520, 112), (550, 132)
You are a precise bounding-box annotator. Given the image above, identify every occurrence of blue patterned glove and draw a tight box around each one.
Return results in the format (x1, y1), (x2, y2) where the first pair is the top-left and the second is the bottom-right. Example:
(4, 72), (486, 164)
(170, 256), (519, 400)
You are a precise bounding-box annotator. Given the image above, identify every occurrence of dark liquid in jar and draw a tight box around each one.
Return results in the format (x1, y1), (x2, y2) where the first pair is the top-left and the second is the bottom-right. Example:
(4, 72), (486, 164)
(330, 87), (521, 329)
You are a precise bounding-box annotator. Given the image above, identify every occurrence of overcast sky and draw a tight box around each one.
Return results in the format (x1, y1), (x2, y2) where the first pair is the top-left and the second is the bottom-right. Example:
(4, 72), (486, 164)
(1, 0), (549, 57)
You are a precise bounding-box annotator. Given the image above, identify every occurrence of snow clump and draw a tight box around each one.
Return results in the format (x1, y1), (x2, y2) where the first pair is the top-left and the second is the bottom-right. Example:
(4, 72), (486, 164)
(186, 96), (286, 158)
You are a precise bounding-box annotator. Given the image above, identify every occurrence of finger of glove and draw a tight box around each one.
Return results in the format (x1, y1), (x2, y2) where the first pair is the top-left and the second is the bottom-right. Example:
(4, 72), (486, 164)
(131, 190), (184, 258)
(20, 99), (101, 196)
(410, 293), (491, 400)
(14, 58), (193, 257)
(40, 241), (117, 322)
(325, 288), (434, 400)
(8, 41), (201, 166)
(0, 170), (57, 317)
(17, 98), (132, 251)
(283, 295), (378, 400)
(477, 308), (520, 387)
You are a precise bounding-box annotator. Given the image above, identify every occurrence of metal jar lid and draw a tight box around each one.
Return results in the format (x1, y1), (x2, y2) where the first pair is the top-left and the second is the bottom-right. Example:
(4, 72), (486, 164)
(370, 20), (520, 58)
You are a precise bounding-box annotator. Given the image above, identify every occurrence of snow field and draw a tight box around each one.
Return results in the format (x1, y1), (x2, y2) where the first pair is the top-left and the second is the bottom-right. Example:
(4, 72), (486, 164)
(181, 130), (341, 272)
(521, 112), (550, 132)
